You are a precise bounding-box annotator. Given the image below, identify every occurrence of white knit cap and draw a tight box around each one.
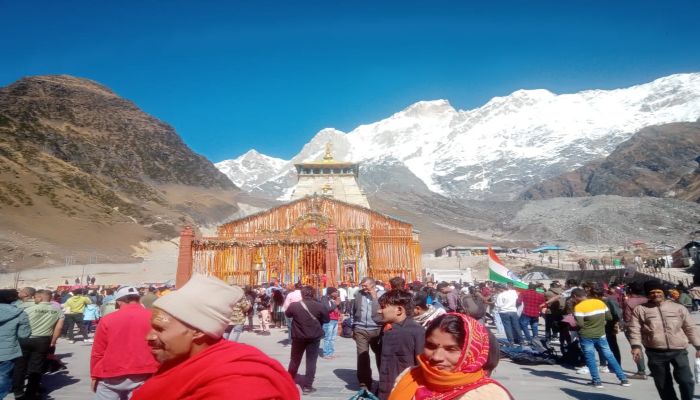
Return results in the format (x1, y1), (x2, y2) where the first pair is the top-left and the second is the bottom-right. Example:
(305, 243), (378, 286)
(153, 274), (243, 338)
(114, 286), (139, 301)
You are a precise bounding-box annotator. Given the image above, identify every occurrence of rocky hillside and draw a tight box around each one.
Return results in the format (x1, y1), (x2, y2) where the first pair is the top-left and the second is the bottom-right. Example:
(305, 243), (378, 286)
(520, 121), (700, 202)
(368, 188), (700, 253)
(0, 75), (240, 270)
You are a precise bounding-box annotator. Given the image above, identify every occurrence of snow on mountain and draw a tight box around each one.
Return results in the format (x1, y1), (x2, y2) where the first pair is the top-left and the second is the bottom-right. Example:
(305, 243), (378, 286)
(215, 149), (287, 191)
(217, 73), (700, 200)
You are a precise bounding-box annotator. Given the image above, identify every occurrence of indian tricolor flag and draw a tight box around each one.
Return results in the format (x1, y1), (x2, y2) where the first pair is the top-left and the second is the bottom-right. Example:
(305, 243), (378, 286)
(488, 247), (528, 289)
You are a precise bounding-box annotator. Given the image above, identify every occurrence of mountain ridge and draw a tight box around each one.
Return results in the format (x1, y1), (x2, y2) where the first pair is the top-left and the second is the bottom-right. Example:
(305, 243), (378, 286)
(520, 120), (700, 202)
(219, 72), (700, 201)
(0, 74), (241, 269)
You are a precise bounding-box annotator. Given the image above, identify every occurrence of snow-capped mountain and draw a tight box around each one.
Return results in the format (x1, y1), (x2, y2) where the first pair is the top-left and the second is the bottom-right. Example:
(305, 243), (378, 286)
(215, 149), (286, 191)
(218, 73), (700, 200)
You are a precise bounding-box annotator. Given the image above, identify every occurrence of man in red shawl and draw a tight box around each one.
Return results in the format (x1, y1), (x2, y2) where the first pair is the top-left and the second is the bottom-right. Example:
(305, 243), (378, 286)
(130, 274), (299, 400)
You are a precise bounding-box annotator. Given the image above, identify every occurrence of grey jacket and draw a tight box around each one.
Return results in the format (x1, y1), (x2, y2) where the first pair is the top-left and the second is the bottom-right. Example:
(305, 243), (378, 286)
(351, 290), (383, 330)
(0, 304), (31, 361)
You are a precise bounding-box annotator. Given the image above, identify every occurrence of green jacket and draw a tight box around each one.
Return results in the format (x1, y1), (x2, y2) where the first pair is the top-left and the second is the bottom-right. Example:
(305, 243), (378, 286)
(574, 298), (611, 339)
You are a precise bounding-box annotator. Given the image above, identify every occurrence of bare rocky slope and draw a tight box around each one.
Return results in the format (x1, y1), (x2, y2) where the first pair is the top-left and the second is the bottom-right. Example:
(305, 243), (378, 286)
(0, 75), (241, 270)
(520, 121), (700, 202)
(368, 187), (700, 253)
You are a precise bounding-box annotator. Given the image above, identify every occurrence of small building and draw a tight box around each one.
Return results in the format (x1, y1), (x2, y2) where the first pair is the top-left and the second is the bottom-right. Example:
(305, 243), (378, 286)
(672, 241), (700, 268)
(434, 245), (504, 258)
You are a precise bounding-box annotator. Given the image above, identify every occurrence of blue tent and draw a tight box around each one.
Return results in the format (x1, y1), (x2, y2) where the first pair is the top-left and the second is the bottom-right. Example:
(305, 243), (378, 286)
(531, 245), (568, 253)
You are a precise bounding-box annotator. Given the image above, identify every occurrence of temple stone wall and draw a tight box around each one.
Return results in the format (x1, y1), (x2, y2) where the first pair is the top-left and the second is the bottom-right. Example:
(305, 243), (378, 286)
(292, 175), (370, 208)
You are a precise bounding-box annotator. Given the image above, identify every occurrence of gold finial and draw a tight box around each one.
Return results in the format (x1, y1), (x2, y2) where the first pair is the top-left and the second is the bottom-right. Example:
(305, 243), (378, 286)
(323, 141), (333, 161)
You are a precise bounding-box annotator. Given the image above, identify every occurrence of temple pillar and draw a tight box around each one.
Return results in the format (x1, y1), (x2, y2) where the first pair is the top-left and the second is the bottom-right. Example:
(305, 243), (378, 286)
(325, 226), (338, 287)
(176, 226), (195, 288)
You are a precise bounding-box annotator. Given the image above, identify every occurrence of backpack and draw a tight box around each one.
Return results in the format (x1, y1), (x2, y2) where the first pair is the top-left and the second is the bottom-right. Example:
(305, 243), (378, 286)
(348, 388), (380, 400)
(461, 294), (487, 320)
(341, 316), (354, 338)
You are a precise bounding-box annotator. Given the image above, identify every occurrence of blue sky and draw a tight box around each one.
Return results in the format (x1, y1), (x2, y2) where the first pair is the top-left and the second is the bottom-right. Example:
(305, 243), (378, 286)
(2, 1), (699, 162)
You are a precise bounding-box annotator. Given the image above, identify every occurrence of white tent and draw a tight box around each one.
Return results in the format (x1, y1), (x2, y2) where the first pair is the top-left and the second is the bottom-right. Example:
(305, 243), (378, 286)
(521, 271), (550, 283)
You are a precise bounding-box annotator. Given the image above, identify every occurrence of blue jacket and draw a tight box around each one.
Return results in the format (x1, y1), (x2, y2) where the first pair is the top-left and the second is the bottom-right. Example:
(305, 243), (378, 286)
(0, 304), (31, 361)
(83, 304), (100, 321)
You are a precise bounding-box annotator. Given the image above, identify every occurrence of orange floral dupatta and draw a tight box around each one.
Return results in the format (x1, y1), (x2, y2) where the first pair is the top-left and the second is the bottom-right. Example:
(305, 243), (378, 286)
(389, 313), (504, 400)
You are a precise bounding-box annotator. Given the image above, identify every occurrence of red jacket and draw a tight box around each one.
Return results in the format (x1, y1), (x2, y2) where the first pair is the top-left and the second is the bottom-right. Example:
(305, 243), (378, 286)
(90, 303), (159, 379)
(518, 289), (545, 318)
(131, 339), (299, 400)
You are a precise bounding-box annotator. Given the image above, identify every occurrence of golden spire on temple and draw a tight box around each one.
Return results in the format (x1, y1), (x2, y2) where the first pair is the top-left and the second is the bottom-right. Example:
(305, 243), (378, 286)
(323, 141), (334, 161)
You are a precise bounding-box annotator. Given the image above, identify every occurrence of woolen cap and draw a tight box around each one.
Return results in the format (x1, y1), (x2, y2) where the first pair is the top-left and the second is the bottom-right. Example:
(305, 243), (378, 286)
(644, 280), (665, 295)
(154, 274), (243, 338)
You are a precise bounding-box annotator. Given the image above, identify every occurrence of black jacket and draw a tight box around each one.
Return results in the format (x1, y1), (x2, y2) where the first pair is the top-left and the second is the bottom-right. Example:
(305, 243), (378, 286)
(377, 318), (425, 399)
(285, 299), (330, 340)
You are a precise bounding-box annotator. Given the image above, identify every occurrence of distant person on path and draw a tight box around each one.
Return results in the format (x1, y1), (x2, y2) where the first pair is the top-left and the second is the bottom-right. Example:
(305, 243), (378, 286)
(131, 275), (299, 400)
(572, 288), (629, 389)
(389, 313), (512, 400)
(100, 289), (117, 317)
(517, 283), (545, 344)
(689, 283), (700, 312)
(352, 277), (384, 390)
(543, 281), (564, 345)
(376, 289), (424, 400)
(351, 277), (382, 390)
(255, 287), (272, 335)
(83, 300), (101, 334)
(64, 288), (93, 343)
(1, 290), (31, 399)
(437, 282), (461, 313)
(495, 283), (521, 346)
(282, 283), (302, 342)
(90, 286), (159, 400)
(285, 285), (329, 394)
(622, 281), (650, 380)
(224, 293), (250, 342)
(628, 280), (700, 400)
(320, 287), (341, 359)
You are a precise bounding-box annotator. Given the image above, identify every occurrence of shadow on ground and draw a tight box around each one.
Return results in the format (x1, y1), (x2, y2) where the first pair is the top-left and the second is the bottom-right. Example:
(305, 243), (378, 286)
(520, 367), (589, 386)
(334, 368), (360, 390)
(43, 370), (80, 399)
(561, 388), (631, 400)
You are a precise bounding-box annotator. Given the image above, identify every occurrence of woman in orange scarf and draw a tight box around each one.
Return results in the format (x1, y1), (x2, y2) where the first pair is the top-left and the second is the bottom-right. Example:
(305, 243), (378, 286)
(389, 313), (512, 400)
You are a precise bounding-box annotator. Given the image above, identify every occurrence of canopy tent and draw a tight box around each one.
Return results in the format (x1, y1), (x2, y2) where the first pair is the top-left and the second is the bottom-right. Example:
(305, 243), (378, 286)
(532, 245), (569, 268)
(531, 245), (569, 253)
(521, 271), (551, 282)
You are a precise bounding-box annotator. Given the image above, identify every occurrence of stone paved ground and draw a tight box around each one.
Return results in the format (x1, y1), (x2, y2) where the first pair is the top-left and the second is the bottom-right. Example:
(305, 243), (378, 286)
(32, 317), (700, 400)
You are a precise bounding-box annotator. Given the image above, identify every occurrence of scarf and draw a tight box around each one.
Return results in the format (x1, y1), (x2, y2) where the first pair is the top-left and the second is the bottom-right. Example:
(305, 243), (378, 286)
(389, 313), (511, 400)
(414, 305), (446, 328)
(131, 340), (299, 400)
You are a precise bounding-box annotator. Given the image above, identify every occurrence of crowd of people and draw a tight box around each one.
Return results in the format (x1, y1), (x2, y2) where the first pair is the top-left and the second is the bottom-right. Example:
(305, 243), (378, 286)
(1, 273), (700, 399)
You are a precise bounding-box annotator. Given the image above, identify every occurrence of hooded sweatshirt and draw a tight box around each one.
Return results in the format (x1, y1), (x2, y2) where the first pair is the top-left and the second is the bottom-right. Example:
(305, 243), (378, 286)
(0, 304), (31, 361)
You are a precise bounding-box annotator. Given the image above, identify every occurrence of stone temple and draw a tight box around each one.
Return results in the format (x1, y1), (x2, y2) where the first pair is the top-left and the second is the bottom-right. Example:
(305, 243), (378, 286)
(175, 142), (421, 288)
(290, 142), (370, 208)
